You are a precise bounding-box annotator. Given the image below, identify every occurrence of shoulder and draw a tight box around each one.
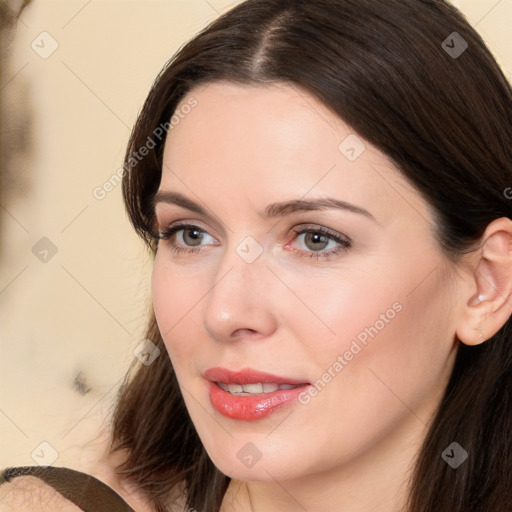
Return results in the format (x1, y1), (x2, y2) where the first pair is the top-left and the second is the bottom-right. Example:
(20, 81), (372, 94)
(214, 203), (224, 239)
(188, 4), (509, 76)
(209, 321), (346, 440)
(0, 475), (83, 511)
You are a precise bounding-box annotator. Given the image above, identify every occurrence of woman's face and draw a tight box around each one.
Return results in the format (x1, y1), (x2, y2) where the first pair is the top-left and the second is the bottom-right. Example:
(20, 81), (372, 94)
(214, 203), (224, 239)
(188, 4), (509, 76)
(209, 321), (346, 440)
(152, 80), (460, 483)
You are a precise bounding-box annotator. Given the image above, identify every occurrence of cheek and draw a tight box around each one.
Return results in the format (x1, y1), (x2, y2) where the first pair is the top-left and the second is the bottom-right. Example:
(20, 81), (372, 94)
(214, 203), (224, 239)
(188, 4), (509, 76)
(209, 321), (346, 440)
(284, 274), (454, 473)
(320, 266), (455, 428)
(370, 278), (456, 400)
(302, 253), (454, 394)
(151, 258), (196, 361)
(151, 261), (172, 335)
(151, 255), (220, 385)
(290, 267), (403, 364)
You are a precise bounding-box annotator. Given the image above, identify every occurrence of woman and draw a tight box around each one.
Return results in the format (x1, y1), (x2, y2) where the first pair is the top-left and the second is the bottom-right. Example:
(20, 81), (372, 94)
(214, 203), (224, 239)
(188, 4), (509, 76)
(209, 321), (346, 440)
(1, 0), (511, 511)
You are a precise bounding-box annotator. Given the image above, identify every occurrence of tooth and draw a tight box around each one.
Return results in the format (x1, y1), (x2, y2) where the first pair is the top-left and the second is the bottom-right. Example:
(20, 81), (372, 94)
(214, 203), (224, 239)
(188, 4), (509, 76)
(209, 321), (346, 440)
(242, 383), (264, 393)
(228, 384), (243, 393)
(219, 382), (301, 395)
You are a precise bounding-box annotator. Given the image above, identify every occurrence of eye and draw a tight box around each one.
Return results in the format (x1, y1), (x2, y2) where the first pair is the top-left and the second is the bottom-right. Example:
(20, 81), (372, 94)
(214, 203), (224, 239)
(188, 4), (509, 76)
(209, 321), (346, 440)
(156, 223), (217, 255)
(154, 222), (351, 260)
(287, 225), (351, 260)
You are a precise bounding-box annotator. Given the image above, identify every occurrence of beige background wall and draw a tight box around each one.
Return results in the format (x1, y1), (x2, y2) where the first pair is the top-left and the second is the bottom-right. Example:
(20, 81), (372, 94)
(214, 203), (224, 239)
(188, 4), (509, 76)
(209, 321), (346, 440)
(0, 0), (510, 472)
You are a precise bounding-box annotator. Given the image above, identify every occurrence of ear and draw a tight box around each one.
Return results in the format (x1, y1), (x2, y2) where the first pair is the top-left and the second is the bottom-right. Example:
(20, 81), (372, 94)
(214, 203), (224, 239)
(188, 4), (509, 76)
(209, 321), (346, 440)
(456, 217), (512, 346)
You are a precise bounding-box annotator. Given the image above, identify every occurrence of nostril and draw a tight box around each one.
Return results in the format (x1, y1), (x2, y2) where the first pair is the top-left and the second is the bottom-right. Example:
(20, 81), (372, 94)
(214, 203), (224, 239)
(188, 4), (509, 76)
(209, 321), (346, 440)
(231, 328), (259, 339)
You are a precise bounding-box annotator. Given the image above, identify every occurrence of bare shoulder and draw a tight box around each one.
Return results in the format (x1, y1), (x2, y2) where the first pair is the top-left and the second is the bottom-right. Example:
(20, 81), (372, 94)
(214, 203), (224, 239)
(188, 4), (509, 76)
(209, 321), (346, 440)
(0, 476), (83, 512)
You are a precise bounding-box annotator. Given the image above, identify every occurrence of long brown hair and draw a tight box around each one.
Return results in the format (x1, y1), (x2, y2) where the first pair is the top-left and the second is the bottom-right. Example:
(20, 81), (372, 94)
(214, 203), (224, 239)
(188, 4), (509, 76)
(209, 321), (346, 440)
(109, 1), (512, 510)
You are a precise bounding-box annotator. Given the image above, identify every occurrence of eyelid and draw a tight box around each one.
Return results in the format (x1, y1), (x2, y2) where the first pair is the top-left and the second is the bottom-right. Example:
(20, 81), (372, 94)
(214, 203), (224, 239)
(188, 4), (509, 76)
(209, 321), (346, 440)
(154, 207), (227, 239)
(155, 218), (216, 238)
(157, 221), (216, 242)
(289, 224), (351, 244)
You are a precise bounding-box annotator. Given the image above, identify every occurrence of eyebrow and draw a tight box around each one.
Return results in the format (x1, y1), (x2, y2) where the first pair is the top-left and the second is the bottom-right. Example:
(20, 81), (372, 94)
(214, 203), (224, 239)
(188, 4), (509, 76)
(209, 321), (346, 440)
(152, 191), (376, 221)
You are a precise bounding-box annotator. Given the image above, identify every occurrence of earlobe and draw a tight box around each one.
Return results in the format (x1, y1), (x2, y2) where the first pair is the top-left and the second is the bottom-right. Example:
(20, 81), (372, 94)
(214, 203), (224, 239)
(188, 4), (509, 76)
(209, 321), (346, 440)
(455, 217), (512, 346)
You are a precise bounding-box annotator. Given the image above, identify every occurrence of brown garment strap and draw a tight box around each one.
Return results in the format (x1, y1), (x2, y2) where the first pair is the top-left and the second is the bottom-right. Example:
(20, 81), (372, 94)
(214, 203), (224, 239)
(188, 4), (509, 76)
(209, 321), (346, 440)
(0, 466), (136, 512)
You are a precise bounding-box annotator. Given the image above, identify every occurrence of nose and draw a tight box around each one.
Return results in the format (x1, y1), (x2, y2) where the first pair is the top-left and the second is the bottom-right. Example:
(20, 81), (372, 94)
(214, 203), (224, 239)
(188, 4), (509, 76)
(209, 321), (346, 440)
(203, 243), (279, 343)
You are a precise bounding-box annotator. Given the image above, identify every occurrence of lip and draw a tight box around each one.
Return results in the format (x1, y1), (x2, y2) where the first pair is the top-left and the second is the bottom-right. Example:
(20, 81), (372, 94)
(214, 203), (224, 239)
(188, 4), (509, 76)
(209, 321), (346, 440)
(204, 367), (311, 421)
(204, 367), (309, 385)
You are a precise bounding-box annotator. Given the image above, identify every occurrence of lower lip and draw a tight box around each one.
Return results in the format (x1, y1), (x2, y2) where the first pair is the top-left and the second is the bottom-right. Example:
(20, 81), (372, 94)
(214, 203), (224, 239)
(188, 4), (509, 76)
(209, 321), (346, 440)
(207, 381), (310, 421)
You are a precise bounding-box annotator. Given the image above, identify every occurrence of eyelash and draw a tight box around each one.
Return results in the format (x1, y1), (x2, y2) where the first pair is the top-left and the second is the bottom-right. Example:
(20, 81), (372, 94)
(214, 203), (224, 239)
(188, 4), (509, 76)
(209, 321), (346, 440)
(155, 223), (351, 260)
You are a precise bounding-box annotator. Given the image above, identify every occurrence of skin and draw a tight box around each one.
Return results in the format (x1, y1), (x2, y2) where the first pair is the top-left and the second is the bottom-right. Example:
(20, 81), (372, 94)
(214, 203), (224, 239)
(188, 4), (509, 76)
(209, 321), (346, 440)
(150, 80), (512, 512)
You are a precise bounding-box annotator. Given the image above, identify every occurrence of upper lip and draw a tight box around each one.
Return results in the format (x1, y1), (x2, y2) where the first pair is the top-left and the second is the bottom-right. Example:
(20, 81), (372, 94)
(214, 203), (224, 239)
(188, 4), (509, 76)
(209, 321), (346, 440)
(204, 367), (310, 385)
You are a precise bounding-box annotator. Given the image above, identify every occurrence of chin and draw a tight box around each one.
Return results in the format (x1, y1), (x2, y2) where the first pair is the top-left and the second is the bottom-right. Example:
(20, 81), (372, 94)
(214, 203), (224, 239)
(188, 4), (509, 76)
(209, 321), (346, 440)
(204, 440), (309, 483)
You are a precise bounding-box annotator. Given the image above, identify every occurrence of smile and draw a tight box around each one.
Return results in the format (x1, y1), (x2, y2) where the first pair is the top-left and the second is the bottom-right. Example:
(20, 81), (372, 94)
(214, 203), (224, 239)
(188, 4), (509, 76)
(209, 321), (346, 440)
(216, 382), (302, 395)
(203, 367), (312, 420)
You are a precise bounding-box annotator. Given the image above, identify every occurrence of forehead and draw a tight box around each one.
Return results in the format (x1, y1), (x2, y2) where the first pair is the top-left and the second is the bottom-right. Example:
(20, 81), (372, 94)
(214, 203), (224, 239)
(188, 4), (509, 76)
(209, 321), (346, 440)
(166, 80), (348, 161)
(159, 80), (431, 227)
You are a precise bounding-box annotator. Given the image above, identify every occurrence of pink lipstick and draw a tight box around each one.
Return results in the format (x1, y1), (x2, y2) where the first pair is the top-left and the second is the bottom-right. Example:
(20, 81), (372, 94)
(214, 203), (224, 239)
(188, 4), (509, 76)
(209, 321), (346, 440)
(204, 367), (311, 421)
